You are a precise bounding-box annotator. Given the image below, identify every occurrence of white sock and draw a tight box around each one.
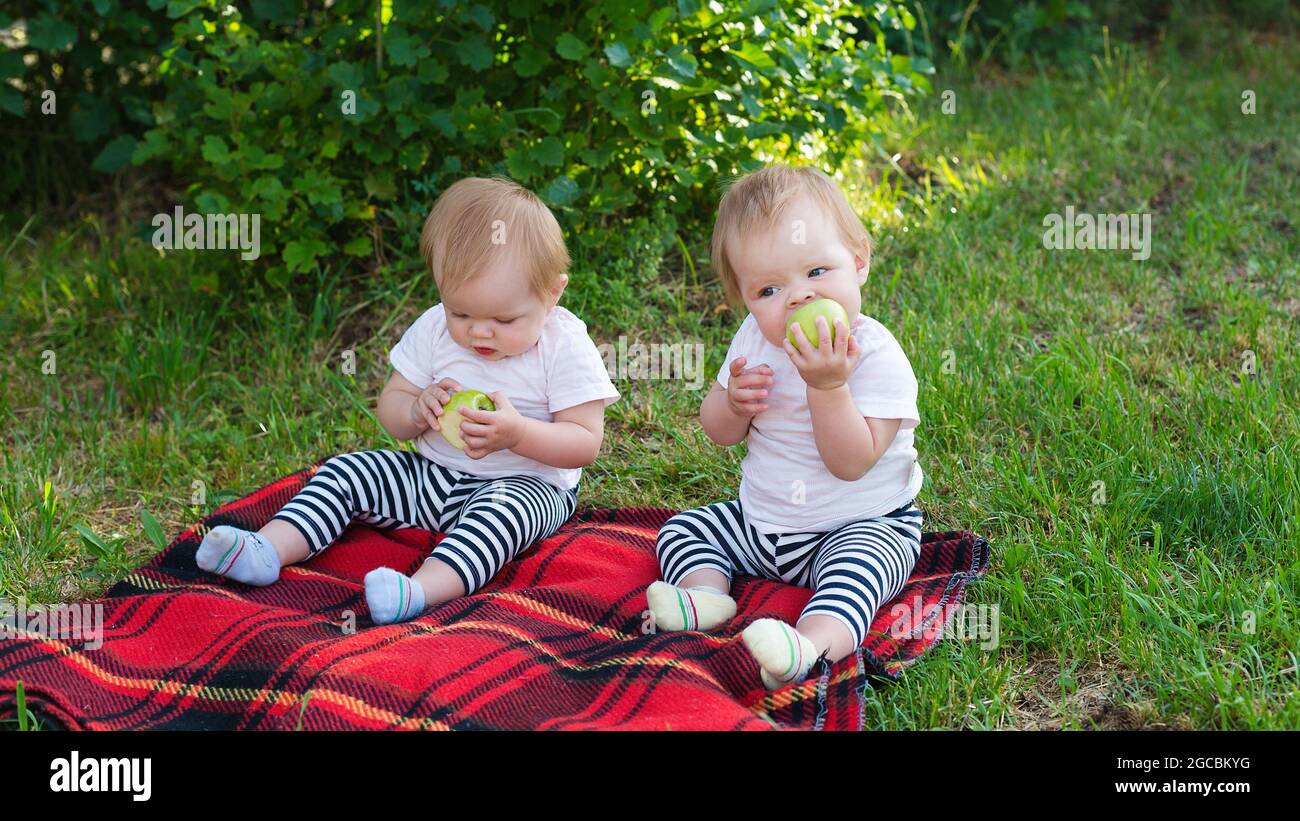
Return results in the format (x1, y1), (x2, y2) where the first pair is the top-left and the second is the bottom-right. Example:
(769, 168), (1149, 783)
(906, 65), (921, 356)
(646, 581), (736, 631)
(365, 567), (427, 625)
(195, 525), (281, 586)
(742, 618), (819, 690)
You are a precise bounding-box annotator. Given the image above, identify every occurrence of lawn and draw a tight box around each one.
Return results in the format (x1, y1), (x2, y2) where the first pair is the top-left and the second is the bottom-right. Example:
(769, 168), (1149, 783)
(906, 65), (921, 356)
(2, 24), (1296, 729)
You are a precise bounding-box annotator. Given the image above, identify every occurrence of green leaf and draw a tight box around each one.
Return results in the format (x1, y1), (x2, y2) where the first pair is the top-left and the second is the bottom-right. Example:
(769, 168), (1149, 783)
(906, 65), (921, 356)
(298, 169), (343, 206)
(200, 135), (231, 165)
(27, 15), (78, 50)
(139, 509), (167, 552)
(167, 0), (204, 17)
(73, 524), (112, 560)
(514, 44), (548, 77)
(532, 136), (564, 166)
(464, 4), (494, 30)
(328, 62), (364, 90)
(455, 39), (493, 71)
(132, 129), (170, 163)
(505, 145), (541, 180)
(555, 33), (589, 61)
(92, 135), (138, 173)
(649, 6), (675, 32)
(604, 43), (632, 68)
(363, 170), (395, 200)
(399, 140), (429, 170)
(388, 30), (432, 67)
(344, 235), (372, 256)
(194, 189), (231, 214)
(385, 77), (417, 110)
(583, 60), (616, 87)
(729, 41), (775, 70)
(428, 109), (456, 138)
(542, 176), (579, 207)
(578, 145), (615, 169)
(265, 265), (292, 290)
(663, 45), (697, 79)
(418, 58), (450, 84)
(283, 238), (328, 273)
(252, 175), (288, 203)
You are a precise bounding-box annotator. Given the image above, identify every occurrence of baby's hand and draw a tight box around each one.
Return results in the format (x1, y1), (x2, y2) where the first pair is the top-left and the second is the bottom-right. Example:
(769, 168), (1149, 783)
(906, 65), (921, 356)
(783, 315), (861, 390)
(726, 356), (774, 416)
(409, 377), (464, 432)
(456, 391), (526, 459)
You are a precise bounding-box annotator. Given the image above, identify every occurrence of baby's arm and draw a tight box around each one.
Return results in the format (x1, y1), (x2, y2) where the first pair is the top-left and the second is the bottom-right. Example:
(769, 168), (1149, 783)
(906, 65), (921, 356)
(505, 399), (605, 468)
(377, 370), (461, 440)
(701, 355), (772, 446)
(807, 384), (901, 481)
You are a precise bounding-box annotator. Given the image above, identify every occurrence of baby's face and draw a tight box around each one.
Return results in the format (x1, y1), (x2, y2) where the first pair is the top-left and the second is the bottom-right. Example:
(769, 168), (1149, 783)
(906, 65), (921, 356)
(727, 193), (869, 349)
(440, 253), (565, 360)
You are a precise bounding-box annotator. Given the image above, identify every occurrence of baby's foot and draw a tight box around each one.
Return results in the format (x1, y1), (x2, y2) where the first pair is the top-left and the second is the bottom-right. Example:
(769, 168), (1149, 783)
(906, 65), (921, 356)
(646, 581), (736, 631)
(741, 618), (819, 690)
(365, 567), (427, 625)
(195, 525), (281, 586)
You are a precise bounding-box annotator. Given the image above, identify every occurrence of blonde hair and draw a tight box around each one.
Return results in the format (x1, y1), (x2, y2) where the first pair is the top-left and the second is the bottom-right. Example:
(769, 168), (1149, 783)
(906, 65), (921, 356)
(710, 164), (873, 307)
(420, 176), (570, 298)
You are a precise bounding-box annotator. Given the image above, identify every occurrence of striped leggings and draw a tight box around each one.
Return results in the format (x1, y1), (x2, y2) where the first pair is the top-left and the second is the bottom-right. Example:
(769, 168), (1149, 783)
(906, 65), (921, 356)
(270, 450), (578, 595)
(656, 500), (923, 648)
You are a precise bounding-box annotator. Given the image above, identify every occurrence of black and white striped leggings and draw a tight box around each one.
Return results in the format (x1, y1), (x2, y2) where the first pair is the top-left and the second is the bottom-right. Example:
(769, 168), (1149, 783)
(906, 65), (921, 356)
(270, 450), (578, 595)
(656, 500), (923, 648)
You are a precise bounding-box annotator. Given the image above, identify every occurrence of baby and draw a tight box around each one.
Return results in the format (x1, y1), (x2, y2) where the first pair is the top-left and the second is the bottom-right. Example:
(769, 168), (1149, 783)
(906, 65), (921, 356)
(646, 164), (925, 689)
(195, 176), (620, 623)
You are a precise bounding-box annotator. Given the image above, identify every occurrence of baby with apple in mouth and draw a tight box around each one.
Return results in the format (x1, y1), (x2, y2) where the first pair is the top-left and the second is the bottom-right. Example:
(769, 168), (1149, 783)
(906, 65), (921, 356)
(195, 177), (619, 624)
(647, 164), (925, 689)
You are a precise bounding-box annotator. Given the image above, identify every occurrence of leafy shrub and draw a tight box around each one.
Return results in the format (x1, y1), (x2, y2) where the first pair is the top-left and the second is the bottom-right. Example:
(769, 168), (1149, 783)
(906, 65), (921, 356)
(907, 0), (1300, 70)
(0, 1), (170, 212)
(126, 0), (930, 287)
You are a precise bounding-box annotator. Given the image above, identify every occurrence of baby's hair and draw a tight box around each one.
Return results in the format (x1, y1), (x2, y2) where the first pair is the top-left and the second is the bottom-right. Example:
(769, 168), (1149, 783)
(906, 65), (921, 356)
(420, 176), (570, 298)
(710, 163), (873, 308)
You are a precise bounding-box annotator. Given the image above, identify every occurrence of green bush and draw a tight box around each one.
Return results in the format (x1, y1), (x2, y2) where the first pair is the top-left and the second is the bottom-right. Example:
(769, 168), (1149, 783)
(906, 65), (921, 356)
(126, 0), (930, 287)
(0, 1), (170, 211)
(907, 0), (1300, 70)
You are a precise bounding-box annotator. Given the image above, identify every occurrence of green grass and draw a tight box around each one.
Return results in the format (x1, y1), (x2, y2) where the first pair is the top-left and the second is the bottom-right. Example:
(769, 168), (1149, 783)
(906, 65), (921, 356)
(1, 23), (1296, 729)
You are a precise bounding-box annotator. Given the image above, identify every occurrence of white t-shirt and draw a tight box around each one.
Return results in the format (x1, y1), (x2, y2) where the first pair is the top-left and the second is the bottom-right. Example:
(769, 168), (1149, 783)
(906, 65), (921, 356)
(714, 312), (924, 534)
(389, 303), (620, 490)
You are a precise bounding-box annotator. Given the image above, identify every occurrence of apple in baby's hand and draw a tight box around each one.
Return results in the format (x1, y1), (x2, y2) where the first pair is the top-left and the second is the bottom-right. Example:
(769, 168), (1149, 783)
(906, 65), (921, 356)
(786, 298), (850, 349)
(438, 389), (496, 450)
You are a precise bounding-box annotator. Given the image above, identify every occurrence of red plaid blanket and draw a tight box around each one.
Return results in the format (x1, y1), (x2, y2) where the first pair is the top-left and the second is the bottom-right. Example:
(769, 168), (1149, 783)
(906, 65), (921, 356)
(0, 457), (988, 730)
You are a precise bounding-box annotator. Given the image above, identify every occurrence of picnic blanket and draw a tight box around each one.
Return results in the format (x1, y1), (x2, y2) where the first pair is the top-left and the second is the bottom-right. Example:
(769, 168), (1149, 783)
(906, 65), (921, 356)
(0, 457), (989, 730)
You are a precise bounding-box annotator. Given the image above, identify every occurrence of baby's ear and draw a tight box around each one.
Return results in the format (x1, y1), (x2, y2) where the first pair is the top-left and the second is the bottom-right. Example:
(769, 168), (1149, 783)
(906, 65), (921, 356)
(855, 253), (869, 284)
(550, 274), (569, 301)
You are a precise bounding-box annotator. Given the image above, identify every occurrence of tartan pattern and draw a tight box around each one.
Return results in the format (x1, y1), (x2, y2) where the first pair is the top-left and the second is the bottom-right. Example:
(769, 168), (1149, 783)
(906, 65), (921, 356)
(0, 456), (989, 730)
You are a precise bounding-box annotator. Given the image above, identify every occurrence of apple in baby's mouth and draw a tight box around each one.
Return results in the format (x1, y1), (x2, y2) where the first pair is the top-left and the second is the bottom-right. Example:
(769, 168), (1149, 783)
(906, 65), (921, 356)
(439, 389), (496, 450)
(786, 298), (850, 349)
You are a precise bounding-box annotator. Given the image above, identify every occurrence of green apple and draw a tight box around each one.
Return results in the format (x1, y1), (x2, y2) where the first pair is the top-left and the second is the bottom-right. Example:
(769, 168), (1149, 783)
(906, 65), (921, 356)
(786, 298), (850, 349)
(438, 389), (496, 450)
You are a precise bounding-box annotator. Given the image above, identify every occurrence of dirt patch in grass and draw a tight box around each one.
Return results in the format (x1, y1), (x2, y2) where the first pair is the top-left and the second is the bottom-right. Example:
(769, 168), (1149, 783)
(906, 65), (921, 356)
(1179, 302), (1215, 332)
(1007, 655), (1177, 729)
